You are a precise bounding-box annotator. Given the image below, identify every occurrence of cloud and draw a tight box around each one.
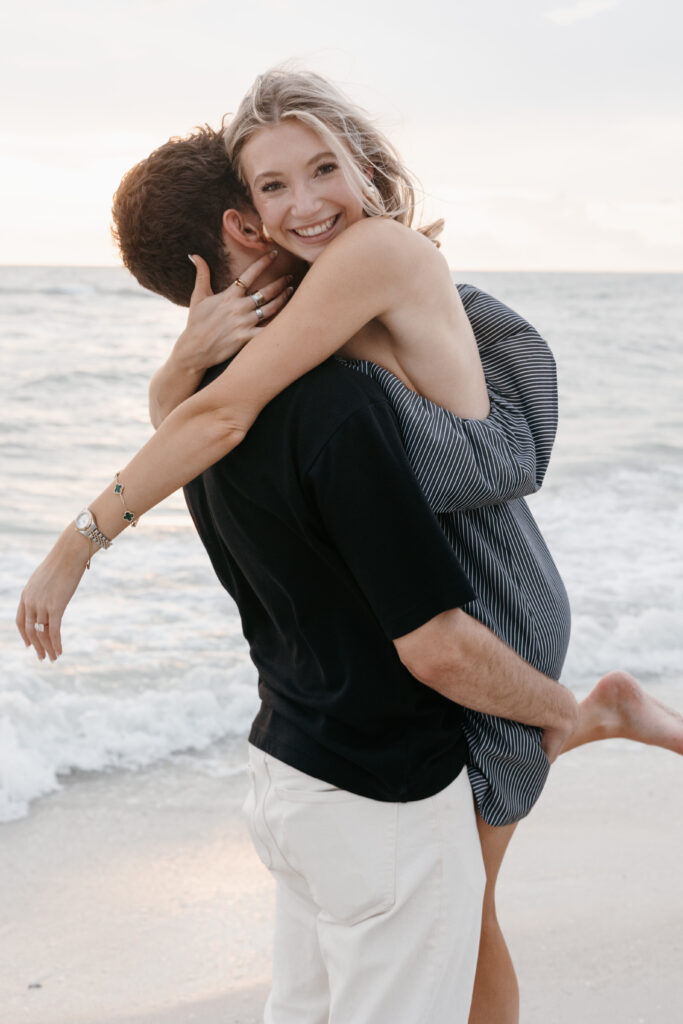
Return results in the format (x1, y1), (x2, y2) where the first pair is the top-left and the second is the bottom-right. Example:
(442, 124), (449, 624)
(544, 0), (622, 26)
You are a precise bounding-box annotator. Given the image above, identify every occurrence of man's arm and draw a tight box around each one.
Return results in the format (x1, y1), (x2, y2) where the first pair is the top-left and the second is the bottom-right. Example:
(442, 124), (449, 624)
(303, 388), (575, 758)
(394, 608), (578, 761)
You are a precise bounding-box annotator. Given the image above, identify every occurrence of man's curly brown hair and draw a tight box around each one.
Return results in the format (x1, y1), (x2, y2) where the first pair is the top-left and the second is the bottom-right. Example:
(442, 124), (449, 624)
(111, 126), (250, 307)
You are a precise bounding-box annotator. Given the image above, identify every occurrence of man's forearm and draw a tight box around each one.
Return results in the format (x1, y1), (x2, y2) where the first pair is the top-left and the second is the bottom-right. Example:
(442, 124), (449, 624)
(396, 608), (578, 732)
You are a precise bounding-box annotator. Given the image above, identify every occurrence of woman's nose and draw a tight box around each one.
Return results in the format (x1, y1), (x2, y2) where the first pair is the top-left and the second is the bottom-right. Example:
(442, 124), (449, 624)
(290, 183), (322, 220)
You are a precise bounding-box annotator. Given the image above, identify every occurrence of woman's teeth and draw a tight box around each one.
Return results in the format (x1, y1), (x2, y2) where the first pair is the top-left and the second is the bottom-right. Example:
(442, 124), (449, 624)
(293, 216), (337, 238)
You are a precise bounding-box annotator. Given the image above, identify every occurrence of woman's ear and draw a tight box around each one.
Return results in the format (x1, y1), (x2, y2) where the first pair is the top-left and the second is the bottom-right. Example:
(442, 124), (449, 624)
(359, 161), (374, 184)
(361, 166), (378, 199)
(221, 208), (269, 251)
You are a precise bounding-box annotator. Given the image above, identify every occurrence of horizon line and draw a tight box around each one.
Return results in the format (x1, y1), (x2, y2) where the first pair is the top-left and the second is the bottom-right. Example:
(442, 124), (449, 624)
(1, 263), (682, 275)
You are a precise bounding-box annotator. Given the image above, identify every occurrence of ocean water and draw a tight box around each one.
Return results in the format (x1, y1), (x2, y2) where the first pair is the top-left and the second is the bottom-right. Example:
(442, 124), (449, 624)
(1, 267), (682, 822)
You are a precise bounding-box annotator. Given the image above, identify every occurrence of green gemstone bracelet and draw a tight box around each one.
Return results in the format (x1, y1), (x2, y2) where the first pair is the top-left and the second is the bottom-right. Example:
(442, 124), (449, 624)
(114, 472), (138, 526)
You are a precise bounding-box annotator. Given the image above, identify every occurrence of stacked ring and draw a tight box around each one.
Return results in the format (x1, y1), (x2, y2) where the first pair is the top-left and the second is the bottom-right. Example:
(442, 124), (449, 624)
(234, 278), (248, 290)
(250, 291), (265, 308)
(255, 307), (265, 321)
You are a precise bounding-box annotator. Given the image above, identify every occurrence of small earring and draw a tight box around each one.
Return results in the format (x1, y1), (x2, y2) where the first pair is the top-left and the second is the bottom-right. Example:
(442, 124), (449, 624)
(261, 224), (272, 242)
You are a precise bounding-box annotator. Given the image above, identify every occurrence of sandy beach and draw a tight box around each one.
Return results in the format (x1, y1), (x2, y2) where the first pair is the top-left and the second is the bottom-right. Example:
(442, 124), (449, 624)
(2, 707), (682, 1024)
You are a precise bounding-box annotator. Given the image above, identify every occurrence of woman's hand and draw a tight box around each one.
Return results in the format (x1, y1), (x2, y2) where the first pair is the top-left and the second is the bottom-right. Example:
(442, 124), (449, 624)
(178, 252), (293, 373)
(16, 527), (92, 661)
(149, 252), (294, 428)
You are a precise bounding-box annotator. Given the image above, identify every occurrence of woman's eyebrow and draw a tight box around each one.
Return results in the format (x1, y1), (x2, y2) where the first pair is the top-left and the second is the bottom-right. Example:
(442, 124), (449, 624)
(253, 152), (337, 187)
(306, 151), (337, 165)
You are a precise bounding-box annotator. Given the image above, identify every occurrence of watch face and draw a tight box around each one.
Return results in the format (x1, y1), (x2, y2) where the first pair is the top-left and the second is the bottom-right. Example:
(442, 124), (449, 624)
(76, 510), (92, 531)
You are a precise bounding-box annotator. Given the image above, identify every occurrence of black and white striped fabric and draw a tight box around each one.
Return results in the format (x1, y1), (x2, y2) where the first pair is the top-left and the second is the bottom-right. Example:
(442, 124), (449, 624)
(344, 284), (571, 826)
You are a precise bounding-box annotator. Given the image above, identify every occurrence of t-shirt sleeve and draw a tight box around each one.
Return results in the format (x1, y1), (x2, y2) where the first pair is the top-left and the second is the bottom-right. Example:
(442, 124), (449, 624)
(304, 399), (476, 639)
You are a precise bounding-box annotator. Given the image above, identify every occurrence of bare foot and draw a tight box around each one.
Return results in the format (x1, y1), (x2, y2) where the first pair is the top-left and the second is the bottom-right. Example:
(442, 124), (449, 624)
(576, 671), (683, 755)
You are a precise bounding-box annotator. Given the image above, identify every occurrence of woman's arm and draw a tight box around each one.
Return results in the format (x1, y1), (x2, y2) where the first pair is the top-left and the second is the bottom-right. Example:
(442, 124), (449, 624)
(152, 218), (489, 434)
(149, 253), (293, 428)
(174, 217), (488, 432)
(16, 386), (249, 660)
(96, 223), (423, 510)
(16, 218), (483, 657)
(144, 219), (403, 433)
(149, 351), (205, 430)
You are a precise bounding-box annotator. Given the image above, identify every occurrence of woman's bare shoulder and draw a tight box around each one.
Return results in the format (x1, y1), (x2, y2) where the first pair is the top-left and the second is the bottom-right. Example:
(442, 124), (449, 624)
(342, 216), (436, 249)
(317, 217), (445, 279)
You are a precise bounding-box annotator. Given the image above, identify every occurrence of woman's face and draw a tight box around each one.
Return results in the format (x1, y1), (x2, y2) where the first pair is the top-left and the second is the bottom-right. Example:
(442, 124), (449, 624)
(239, 119), (365, 263)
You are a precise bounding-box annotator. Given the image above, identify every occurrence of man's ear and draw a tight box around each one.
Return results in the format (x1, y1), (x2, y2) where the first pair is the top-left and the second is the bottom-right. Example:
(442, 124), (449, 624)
(222, 208), (269, 252)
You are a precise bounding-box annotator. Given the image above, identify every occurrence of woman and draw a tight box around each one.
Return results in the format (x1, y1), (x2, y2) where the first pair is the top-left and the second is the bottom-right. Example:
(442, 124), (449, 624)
(18, 69), (682, 1023)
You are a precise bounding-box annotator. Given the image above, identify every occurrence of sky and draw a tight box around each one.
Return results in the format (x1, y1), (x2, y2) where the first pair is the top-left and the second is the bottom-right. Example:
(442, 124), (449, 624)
(1, 0), (681, 272)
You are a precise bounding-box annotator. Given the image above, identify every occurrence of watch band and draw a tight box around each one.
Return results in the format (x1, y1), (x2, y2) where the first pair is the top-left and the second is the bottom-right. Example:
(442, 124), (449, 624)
(86, 522), (112, 550)
(75, 510), (112, 550)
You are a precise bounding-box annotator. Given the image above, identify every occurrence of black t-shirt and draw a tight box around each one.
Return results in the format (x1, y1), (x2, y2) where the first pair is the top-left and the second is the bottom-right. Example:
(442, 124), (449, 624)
(183, 359), (475, 801)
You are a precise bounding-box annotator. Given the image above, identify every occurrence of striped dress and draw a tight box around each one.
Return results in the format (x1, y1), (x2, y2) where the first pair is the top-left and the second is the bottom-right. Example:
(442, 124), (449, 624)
(345, 283), (571, 827)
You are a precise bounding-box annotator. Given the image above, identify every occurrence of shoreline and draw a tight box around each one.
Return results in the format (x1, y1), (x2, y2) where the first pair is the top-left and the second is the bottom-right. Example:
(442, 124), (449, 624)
(2, 723), (682, 1024)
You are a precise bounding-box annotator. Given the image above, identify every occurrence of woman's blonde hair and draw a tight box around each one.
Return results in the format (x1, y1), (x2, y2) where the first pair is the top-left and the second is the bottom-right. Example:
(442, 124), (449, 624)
(223, 68), (443, 244)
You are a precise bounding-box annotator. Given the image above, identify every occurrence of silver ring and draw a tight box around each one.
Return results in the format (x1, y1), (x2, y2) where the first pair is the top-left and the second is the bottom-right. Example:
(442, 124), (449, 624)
(255, 306), (264, 321)
(250, 291), (265, 308)
(35, 623), (46, 633)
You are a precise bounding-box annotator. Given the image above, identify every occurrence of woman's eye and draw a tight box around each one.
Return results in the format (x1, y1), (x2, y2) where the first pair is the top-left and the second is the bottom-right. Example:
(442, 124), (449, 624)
(260, 181), (283, 193)
(316, 162), (338, 177)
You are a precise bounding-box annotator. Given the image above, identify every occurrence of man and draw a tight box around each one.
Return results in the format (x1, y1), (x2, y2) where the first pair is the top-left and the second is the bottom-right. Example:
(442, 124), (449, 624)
(111, 127), (578, 1023)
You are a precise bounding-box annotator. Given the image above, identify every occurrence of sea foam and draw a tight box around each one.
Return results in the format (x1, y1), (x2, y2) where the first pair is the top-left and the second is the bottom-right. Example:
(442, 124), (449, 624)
(2, 267), (681, 822)
(0, 665), (258, 822)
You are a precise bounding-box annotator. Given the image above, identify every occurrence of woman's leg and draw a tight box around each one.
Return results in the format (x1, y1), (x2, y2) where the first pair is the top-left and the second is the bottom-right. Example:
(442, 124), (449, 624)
(561, 670), (683, 755)
(468, 816), (519, 1024)
(468, 671), (683, 1023)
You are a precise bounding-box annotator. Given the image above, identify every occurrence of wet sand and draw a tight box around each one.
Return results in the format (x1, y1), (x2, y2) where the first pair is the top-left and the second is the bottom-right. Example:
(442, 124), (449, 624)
(2, 720), (682, 1024)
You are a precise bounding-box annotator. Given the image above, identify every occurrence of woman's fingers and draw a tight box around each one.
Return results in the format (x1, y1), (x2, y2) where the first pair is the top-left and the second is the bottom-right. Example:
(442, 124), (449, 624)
(16, 531), (90, 662)
(15, 597), (31, 647)
(15, 599), (46, 659)
(236, 287), (295, 346)
(24, 615), (49, 661)
(255, 286), (293, 323)
(48, 612), (63, 659)
(33, 620), (57, 662)
(244, 274), (292, 308)
(188, 254), (214, 308)
(16, 581), (70, 659)
(215, 275), (293, 350)
(41, 627), (58, 662)
(16, 592), (43, 658)
(18, 608), (61, 662)
(232, 249), (279, 293)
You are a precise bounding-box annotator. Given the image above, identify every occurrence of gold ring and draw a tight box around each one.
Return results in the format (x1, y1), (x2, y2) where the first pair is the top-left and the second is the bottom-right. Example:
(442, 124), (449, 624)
(234, 278), (248, 290)
(250, 291), (265, 308)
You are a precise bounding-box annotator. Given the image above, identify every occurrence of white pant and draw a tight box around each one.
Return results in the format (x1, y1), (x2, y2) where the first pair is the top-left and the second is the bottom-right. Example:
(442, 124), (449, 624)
(244, 744), (485, 1024)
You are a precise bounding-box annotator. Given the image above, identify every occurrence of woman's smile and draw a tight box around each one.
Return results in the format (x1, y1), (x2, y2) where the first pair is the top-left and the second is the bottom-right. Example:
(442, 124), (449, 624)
(290, 213), (340, 241)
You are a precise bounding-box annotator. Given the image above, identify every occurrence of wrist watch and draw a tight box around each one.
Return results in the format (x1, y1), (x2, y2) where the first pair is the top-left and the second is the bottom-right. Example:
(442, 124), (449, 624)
(75, 509), (112, 550)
